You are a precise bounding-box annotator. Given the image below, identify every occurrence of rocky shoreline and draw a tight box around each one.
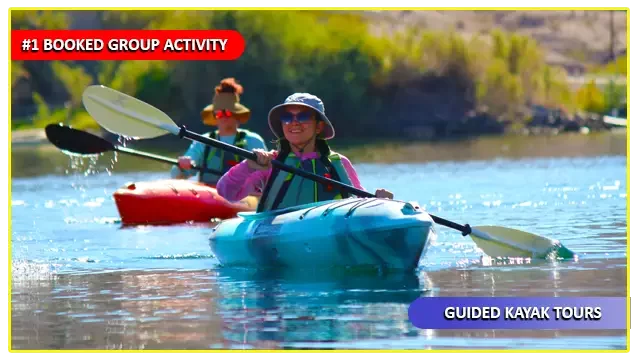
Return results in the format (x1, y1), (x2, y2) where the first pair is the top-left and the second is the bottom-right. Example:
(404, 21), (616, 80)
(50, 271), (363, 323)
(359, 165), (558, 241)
(521, 109), (627, 135)
(11, 120), (626, 149)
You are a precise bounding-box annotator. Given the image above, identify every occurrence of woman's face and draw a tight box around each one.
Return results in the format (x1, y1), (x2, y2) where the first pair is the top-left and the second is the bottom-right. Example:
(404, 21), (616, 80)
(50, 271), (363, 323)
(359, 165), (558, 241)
(280, 105), (324, 146)
(215, 109), (239, 131)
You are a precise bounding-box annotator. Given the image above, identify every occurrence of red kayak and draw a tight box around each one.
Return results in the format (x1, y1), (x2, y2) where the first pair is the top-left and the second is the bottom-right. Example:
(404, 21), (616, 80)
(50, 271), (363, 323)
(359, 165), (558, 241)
(113, 179), (258, 226)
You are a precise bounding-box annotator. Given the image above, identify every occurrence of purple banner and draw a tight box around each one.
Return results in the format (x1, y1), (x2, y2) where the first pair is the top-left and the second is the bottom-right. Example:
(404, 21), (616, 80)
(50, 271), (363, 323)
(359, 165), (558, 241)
(408, 297), (628, 330)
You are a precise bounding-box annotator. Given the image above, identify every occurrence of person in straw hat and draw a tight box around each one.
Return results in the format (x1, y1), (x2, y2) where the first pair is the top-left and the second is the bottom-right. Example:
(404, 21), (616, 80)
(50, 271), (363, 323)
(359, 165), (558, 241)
(216, 92), (393, 212)
(170, 78), (267, 186)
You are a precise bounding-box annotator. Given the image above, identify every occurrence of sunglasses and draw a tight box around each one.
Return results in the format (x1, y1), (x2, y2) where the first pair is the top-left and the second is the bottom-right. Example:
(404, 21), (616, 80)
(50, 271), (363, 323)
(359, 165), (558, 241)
(215, 109), (234, 119)
(280, 111), (313, 125)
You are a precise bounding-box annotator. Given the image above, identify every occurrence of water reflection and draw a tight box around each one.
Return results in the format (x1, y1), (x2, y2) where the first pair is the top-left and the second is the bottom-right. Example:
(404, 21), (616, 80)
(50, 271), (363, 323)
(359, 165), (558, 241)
(423, 257), (626, 297)
(11, 257), (627, 350)
(13, 270), (224, 350)
(212, 268), (428, 349)
(335, 131), (626, 164)
(11, 131), (627, 179)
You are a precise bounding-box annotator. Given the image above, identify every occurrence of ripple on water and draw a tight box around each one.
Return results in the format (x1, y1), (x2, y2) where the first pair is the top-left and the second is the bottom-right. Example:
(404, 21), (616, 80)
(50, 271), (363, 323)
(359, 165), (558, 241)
(11, 260), (58, 281)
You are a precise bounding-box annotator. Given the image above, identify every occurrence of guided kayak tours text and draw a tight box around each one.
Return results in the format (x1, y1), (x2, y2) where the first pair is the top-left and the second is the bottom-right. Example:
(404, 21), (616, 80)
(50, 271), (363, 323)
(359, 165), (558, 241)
(444, 305), (602, 321)
(408, 297), (626, 330)
(11, 29), (245, 61)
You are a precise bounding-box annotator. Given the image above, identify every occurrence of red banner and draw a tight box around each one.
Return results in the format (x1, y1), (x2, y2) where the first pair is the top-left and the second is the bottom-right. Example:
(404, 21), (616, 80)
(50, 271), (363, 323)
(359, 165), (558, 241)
(11, 29), (245, 61)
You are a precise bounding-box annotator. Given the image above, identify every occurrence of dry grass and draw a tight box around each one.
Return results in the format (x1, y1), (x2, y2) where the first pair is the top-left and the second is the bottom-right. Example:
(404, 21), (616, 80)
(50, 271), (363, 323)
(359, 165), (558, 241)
(361, 10), (627, 67)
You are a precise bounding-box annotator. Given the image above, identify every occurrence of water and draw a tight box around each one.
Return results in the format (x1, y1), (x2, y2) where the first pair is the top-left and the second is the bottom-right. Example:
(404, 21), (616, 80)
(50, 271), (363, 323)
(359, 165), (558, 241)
(10, 134), (628, 350)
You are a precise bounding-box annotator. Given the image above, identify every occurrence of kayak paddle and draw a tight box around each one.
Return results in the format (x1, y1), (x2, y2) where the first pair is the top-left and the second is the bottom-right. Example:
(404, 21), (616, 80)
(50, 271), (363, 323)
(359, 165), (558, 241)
(44, 123), (224, 176)
(80, 84), (576, 260)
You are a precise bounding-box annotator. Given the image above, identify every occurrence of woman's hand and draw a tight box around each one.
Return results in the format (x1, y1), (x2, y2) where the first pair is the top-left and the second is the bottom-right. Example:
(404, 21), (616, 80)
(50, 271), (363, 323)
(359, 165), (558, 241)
(247, 149), (277, 170)
(375, 188), (394, 199)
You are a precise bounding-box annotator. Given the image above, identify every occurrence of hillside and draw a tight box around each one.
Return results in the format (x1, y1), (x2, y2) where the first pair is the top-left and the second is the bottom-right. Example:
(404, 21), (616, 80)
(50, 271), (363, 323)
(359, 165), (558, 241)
(11, 10), (628, 145)
(62, 10), (628, 73)
(362, 10), (627, 75)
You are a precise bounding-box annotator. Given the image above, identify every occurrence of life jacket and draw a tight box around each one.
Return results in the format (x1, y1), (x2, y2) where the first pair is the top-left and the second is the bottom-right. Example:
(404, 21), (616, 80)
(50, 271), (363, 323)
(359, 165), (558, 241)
(199, 130), (247, 184)
(257, 150), (353, 212)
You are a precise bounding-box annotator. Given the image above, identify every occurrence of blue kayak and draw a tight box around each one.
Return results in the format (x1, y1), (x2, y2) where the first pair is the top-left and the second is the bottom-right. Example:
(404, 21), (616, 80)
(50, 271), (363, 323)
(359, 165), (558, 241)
(208, 197), (436, 271)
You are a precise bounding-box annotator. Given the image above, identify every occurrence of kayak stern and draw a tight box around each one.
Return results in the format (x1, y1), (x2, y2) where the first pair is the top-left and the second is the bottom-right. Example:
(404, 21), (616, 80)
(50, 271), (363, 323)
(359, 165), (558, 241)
(113, 179), (257, 226)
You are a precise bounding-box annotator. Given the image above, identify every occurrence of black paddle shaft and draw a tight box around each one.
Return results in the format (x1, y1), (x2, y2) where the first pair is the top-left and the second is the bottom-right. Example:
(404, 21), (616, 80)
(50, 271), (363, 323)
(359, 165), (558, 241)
(44, 124), (224, 176)
(178, 126), (473, 236)
(114, 146), (224, 176)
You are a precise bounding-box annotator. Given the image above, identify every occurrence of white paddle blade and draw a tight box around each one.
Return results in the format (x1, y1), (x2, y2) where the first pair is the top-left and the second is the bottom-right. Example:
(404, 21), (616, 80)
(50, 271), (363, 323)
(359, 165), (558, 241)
(82, 85), (180, 139)
(470, 225), (562, 259)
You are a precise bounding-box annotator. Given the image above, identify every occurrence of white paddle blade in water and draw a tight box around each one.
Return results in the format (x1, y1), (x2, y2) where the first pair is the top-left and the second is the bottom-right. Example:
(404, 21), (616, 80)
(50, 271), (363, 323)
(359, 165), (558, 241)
(82, 85), (180, 139)
(469, 225), (561, 259)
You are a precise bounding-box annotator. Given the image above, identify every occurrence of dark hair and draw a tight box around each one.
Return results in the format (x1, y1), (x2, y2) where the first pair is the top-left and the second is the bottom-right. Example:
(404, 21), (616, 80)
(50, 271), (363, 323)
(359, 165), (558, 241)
(215, 77), (243, 95)
(272, 138), (330, 163)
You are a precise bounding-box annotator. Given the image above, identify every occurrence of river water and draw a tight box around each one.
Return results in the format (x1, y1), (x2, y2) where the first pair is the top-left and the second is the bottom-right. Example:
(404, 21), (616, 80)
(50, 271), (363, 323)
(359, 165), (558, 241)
(10, 132), (628, 350)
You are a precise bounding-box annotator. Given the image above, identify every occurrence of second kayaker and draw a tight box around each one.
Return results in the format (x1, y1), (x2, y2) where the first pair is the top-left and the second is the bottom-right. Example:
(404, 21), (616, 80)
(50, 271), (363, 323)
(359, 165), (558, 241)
(216, 92), (394, 212)
(170, 78), (267, 186)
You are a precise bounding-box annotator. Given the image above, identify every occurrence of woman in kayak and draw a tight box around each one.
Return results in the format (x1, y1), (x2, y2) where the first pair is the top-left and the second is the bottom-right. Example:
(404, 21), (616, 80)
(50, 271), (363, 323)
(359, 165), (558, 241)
(170, 78), (267, 186)
(216, 92), (394, 212)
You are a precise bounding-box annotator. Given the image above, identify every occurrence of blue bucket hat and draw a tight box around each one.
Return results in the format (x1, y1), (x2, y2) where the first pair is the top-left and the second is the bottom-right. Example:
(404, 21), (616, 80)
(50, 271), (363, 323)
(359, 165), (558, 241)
(267, 93), (335, 140)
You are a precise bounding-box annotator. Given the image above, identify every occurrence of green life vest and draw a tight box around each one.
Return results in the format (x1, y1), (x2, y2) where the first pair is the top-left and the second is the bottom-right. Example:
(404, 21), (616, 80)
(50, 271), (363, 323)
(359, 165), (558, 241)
(257, 151), (353, 212)
(199, 130), (247, 184)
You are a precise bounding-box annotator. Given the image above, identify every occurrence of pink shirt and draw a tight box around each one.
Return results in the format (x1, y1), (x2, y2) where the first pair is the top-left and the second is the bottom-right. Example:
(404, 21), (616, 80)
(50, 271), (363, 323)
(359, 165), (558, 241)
(216, 150), (366, 202)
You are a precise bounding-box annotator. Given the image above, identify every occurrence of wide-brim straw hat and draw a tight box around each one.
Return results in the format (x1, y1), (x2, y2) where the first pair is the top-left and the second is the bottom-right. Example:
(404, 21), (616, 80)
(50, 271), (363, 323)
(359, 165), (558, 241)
(201, 92), (251, 126)
(267, 93), (335, 140)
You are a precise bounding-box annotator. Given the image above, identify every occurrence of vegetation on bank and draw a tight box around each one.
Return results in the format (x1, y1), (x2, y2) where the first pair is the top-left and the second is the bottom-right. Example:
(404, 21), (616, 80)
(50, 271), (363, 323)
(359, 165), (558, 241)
(589, 55), (627, 76)
(11, 10), (627, 140)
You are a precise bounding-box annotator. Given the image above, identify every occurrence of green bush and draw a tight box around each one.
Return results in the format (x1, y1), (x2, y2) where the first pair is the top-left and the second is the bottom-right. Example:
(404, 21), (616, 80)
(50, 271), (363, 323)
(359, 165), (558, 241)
(576, 80), (606, 114)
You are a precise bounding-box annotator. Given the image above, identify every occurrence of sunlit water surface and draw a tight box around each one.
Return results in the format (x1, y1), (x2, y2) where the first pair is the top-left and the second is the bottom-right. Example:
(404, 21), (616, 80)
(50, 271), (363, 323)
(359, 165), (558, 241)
(10, 138), (627, 350)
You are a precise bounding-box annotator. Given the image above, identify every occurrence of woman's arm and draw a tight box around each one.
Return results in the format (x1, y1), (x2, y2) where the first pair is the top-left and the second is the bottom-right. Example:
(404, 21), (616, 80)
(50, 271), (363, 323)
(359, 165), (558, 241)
(338, 155), (366, 191)
(216, 160), (271, 201)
